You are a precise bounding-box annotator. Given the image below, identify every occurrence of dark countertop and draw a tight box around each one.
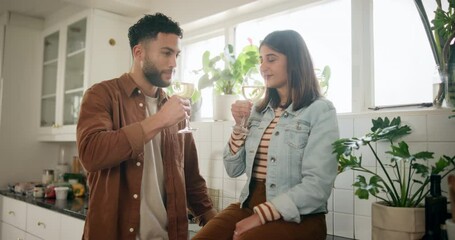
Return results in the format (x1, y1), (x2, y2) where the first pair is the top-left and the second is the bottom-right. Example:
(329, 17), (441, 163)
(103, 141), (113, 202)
(0, 190), (87, 220)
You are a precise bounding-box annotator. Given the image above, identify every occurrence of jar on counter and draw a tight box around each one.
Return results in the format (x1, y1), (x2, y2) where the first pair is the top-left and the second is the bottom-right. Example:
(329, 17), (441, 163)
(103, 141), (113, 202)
(33, 186), (44, 198)
(42, 169), (54, 185)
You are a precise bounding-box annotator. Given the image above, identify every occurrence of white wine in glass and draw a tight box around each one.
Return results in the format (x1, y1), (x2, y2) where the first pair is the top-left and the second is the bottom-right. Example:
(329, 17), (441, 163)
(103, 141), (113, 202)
(238, 66), (265, 134)
(171, 82), (195, 99)
(171, 81), (197, 133)
(242, 86), (265, 102)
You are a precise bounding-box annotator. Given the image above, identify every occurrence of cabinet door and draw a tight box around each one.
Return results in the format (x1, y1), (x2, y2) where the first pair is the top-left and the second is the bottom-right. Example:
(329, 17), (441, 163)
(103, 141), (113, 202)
(38, 10), (133, 141)
(26, 204), (60, 240)
(1, 222), (26, 240)
(40, 31), (60, 128)
(60, 215), (84, 240)
(1, 196), (27, 229)
(25, 233), (43, 240)
(62, 18), (86, 126)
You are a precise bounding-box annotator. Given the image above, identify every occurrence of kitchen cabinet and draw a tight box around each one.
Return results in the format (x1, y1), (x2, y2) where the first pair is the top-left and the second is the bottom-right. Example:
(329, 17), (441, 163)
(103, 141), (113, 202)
(38, 9), (133, 141)
(1, 221), (26, 240)
(26, 204), (61, 240)
(26, 233), (42, 240)
(60, 214), (84, 240)
(0, 195), (27, 230)
(0, 195), (27, 240)
(0, 195), (85, 240)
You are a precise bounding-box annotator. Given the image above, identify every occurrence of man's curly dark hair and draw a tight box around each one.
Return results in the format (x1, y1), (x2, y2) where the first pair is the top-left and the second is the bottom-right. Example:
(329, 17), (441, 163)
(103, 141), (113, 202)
(128, 13), (183, 49)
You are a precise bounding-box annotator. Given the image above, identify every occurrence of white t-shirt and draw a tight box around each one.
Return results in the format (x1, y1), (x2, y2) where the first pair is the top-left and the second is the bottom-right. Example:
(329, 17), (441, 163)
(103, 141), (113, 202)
(137, 96), (168, 240)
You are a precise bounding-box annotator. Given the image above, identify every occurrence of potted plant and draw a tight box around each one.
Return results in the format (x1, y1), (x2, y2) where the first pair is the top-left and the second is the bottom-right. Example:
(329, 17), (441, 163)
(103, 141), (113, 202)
(415, 0), (455, 107)
(196, 42), (259, 121)
(333, 116), (455, 239)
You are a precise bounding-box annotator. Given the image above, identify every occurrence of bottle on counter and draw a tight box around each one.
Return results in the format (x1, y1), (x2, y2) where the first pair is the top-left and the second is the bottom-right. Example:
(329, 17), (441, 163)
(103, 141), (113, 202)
(42, 169), (54, 185)
(423, 174), (448, 240)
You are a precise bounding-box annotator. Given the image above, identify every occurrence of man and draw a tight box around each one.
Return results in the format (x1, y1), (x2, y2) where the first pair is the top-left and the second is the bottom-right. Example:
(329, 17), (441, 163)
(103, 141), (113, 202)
(77, 13), (216, 240)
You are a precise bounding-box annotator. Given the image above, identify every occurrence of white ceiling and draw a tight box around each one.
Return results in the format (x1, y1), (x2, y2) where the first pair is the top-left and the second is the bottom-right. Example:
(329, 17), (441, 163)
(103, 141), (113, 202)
(0, 0), (260, 24)
(0, 0), (70, 19)
(0, 0), (158, 19)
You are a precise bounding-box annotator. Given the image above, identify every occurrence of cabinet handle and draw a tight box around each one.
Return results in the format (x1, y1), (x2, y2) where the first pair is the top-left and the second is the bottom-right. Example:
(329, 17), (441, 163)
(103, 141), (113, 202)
(37, 221), (46, 228)
(8, 210), (15, 216)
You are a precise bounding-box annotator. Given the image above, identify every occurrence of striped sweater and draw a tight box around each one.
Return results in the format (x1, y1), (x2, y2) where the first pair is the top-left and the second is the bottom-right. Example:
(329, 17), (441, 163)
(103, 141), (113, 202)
(229, 108), (283, 224)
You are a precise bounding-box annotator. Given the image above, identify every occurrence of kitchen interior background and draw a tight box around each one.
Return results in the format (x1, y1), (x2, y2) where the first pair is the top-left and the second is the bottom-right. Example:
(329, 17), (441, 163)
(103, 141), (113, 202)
(0, 0), (455, 239)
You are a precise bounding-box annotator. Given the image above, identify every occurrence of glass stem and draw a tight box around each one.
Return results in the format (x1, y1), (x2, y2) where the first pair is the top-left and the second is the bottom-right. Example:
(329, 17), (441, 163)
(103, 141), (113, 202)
(240, 115), (246, 128)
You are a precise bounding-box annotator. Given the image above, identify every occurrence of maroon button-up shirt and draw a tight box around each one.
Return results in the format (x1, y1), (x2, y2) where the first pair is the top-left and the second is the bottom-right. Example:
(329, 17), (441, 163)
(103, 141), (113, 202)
(77, 73), (216, 240)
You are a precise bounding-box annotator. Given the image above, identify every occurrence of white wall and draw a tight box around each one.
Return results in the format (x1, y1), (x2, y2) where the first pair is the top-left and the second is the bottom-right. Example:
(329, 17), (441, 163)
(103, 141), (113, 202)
(0, 13), (60, 188)
(191, 108), (455, 240)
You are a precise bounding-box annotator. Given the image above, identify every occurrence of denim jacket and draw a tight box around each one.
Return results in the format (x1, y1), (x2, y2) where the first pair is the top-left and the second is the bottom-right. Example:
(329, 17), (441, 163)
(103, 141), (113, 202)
(223, 98), (339, 223)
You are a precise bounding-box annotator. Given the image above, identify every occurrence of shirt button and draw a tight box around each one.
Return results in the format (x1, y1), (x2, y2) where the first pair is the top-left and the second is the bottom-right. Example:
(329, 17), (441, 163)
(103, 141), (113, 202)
(136, 161), (141, 167)
(283, 112), (288, 117)
(271, 157), (276, 163)
(129, 227), (134, 232)
(275, 131), (279, 136)
(270, 184), (276, 188)
(133, 194), (138, 199)
(139, 103), (144, 107)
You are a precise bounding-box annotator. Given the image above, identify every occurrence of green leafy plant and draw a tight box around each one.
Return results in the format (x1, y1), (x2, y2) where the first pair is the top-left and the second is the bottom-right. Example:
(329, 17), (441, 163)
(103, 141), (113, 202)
(315, 65), (331, 96)
(333, 116), (455, 207)
(414, 0), (455, 106)
(197, 43), (259, 95)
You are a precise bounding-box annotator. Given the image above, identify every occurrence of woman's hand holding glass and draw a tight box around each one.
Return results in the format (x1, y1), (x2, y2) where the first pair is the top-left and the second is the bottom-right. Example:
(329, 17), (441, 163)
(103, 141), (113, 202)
(233, 66), (265, 134)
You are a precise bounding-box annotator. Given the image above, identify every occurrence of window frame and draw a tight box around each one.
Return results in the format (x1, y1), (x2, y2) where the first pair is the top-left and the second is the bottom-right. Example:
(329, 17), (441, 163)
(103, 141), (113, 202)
(180, 0), (433, 115)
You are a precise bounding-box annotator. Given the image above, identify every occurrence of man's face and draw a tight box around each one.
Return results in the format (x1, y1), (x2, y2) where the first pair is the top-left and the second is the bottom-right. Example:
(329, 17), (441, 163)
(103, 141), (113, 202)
(139, 33), (181, 87)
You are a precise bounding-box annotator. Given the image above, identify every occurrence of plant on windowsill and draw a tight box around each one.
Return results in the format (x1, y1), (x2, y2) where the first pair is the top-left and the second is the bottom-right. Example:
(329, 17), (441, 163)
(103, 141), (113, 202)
(195, 41), (260, 120)
(415, 0), (455, 107)
(333, 116), (455, 238)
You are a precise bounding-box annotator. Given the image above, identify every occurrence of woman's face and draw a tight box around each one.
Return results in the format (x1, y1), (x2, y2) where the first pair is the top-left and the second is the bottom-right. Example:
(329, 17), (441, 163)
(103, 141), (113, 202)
(259, 45), (288, 90)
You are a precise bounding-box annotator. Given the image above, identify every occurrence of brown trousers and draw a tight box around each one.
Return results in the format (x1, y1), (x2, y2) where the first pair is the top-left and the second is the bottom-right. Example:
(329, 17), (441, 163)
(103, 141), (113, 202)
(192, 180), (326, 240)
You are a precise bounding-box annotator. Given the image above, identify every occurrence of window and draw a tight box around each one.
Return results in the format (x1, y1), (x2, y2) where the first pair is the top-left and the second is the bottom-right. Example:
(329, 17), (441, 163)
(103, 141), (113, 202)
(180, 35), (225, 118)
(236, 0), (352, 113)
(373, 0), (438, 106)
(180, 0), (441, 116)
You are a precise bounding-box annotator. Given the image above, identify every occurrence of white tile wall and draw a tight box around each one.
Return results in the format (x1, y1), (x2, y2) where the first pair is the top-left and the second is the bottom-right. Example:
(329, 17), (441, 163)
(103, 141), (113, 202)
(192, 109), (455, 240)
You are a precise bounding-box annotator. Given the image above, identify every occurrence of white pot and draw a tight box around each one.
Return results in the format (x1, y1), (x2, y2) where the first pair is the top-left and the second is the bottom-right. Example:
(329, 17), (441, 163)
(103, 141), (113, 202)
(213, 94), (239, 121)
(372, 201), (425, 240)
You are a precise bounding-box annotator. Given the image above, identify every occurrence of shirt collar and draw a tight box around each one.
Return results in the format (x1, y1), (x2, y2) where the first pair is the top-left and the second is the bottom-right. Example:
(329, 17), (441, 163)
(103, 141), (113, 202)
(120, 73), (169, 106)
(120, 73), (139, 97)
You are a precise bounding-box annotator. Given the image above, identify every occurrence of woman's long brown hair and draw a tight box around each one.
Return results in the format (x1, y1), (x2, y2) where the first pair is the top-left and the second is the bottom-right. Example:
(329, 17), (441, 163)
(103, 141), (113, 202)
(256, 30), (321, 112)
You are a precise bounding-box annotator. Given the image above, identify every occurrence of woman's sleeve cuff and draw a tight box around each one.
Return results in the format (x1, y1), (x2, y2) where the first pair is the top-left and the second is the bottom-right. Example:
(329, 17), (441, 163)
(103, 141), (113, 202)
(253, 202), (281, 224)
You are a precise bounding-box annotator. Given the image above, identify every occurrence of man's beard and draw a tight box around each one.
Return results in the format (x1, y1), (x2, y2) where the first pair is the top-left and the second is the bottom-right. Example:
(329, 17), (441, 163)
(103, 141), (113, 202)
(142, 56), (171, 88)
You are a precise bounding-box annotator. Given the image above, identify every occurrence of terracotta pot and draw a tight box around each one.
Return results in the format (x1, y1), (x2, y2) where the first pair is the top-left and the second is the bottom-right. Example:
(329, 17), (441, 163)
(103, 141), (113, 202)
(372, 201), (425, 240)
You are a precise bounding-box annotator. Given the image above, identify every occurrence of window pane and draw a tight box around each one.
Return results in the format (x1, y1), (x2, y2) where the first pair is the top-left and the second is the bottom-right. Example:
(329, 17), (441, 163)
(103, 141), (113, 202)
(373, 0), (437, 106)
(181, 36), (225, 119)
(236, 0), (352, 113)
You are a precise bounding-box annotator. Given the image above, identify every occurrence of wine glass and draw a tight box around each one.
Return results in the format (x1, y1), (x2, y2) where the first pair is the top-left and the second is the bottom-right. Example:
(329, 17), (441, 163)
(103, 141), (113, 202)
(238, 66), (265, 134)
(171, 72), (197, 134)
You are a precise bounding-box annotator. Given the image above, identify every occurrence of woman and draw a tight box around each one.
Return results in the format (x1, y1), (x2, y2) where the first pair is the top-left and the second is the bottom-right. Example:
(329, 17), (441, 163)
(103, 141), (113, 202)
(193, 30), (339, 240)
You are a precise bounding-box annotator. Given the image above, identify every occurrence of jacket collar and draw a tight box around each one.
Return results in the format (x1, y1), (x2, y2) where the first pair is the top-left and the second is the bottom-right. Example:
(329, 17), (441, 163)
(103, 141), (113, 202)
(260, 101), (307, 117)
